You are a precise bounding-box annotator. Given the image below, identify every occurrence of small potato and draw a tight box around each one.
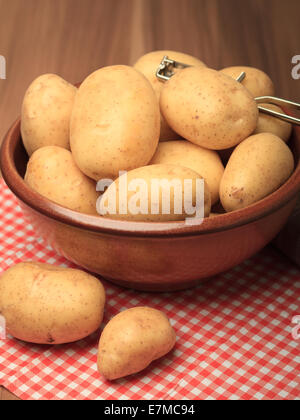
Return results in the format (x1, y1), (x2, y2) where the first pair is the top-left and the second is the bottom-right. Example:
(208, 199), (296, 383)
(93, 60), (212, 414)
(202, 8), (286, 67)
(161, 67), (258, 150)
(220, 133), (294, 212)
(220, 66), (275, 98)
(97, 307), (176, 380)
(150, 141), (224, 205)
(70, 65), (160, 180)
(134, 50), (206, 141)
(21, 74), (77, 156)
(0, 262), (106, 344)
(98, 164), (211, 222)
(254, 103), (292, 142)
(25, 146), (99, 215)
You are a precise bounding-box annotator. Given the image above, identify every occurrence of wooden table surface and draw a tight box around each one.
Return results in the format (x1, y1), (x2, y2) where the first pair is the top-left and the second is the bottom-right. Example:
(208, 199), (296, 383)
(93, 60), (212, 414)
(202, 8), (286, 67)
(0, 0), (299, 400)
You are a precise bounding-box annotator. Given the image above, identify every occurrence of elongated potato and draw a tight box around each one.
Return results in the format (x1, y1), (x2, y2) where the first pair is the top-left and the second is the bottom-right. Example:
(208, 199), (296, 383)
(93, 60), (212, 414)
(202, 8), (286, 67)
(220, 133), (294, 212)
(70, 65), (160, 180)
(21, 74), (77, 156)
(25, 146), (99, 215)
(98, 164), (211, 222)
(97, 307), (176, 380)
(220, 66), (275, 98)
(134, 50), (206, 141)
(160, 67), (259, 150)
(254, 103), (292, 142)
(150, 141), (224, 205)
(0, 262), (106, 344)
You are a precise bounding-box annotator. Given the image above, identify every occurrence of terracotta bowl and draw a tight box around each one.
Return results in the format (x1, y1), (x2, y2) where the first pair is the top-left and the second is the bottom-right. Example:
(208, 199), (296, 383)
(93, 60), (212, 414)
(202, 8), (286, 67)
(1, 119), (300, 291)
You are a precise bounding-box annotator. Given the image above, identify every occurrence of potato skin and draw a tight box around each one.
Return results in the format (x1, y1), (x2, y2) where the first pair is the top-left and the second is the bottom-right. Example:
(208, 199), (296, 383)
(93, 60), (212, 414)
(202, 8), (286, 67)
(99, 164), (211, 222)
(150, 141), (224, 205)
(220, 133), (294, 212)
(0, 262), (106, 344)
(220, 66), (275, 98)
(160, 67), (259, 150)
(70, 65), (160, 181)
(97, 307), (176, 380)
(254, 103), (292, 142)
(21, 74), (77, 156)
(25, 146), (99, 215)
(134, 50), (206, 141)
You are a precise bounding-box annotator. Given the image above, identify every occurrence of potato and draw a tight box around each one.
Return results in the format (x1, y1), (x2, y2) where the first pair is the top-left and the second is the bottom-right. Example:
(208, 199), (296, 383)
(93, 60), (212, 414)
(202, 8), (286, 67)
(25, 146), (99, 215)
(220, 66), (275, 98)
(97, 307), (176, 380)
(150, 141), (224, 205)
(21, 74), (77, 156)
(254, 103), (292, 142)
(98, 164), (211, 222)
(160, 67), (258, 150)
(220, 133), (294, 212)
(70, 65), (160, 181)
(134, 50), (206, 141)
(0, 262), (106, 344)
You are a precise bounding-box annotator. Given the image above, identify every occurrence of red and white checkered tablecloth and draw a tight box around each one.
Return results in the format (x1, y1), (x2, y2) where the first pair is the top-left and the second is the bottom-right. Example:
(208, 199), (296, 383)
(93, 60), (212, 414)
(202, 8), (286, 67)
(0, 178), (299, 400)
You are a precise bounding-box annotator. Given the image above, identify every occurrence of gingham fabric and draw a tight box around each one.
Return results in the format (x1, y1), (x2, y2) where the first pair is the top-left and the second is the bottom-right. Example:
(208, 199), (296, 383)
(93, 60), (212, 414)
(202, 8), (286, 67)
(0, 178), (299, 400)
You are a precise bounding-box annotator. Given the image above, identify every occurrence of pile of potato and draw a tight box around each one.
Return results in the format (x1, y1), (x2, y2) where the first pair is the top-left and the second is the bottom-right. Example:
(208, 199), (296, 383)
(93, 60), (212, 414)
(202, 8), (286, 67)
(21, 50), (295, 221)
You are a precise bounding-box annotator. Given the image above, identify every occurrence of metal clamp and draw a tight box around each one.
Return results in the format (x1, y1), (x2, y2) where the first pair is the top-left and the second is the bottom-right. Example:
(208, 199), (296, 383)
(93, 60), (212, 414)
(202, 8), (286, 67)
(156, 56), (192, 81)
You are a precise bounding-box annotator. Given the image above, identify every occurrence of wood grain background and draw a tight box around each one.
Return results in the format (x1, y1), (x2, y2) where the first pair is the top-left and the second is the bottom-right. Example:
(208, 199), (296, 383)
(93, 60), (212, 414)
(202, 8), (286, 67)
(0, 0), (299, 400)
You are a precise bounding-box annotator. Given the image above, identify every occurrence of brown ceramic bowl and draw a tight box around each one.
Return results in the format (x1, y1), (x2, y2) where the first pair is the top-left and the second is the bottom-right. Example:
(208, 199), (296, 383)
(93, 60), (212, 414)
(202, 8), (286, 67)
(1, 119), (300, 291)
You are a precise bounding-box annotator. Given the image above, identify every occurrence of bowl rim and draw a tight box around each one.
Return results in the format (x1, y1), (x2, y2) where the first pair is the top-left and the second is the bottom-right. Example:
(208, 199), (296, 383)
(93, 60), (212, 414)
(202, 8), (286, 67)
(1, 118), (300, 238)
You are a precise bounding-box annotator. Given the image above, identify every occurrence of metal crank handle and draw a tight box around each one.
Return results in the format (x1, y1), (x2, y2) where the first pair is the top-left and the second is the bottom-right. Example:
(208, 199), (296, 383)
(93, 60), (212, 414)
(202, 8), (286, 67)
(256, 97), (300, 126)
